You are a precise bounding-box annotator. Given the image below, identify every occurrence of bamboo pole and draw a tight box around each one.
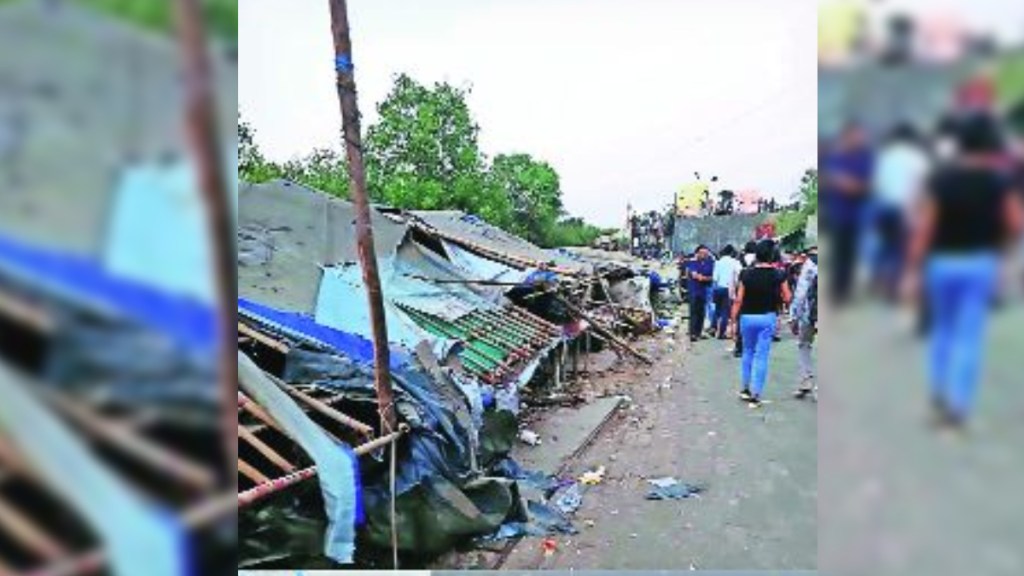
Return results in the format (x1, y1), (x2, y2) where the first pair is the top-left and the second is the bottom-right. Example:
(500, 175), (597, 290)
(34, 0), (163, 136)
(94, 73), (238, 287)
(0, 496), (65, 561)
(236, 425), (408, 508)
(553, 294), (654, 365)
(42, 390), (217, 492)
(327, 0), (397, 434)
(238, 322), (290, 354)
(238, 459), (270, 484)
(0, 289), (54, 333)
(238, 425), (296, 473)
(172, 0), (237, 489)
(267, 374), (375, 437)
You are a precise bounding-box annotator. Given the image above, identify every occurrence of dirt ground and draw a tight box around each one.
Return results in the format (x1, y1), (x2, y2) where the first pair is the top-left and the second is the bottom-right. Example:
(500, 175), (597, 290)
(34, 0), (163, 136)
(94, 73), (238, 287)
(496, 315), (818, 570)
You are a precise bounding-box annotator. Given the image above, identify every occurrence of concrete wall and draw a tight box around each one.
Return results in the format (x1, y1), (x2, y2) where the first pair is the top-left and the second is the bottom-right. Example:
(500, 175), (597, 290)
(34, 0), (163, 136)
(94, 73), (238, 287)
(671, 214), (772, 256)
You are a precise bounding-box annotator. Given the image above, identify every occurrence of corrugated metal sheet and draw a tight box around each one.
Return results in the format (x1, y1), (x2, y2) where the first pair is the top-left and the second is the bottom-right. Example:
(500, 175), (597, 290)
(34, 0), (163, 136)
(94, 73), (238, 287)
(395, 302), (561, 386)
(410, 211), (589, 274)
(238, 180), (411, 314)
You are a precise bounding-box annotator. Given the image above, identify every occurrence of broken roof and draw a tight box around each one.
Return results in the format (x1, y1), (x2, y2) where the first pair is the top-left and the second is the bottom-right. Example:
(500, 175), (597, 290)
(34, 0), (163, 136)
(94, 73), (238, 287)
(238, 179), (411, 314)
(0, 0), (237, 258)
(408, 210), (589, 275)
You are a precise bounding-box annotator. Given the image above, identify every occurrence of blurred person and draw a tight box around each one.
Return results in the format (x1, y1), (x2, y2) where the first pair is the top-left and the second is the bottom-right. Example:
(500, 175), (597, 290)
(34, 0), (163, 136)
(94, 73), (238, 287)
(730, 239), (793, 407)
(686, 244), (714, 343)
(711, 244), (741, 339)
(822, 122), (874, 307)
(904, 115), (1024, 430)
(705, 248), (718, 336)
(733, 240), (759, 358)
(871, 122), (931, 301)
(791, 246), (819, 399)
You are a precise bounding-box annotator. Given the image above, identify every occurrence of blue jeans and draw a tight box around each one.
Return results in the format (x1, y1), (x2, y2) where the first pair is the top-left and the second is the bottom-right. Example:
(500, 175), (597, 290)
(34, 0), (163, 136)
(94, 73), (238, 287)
(705, 286), (715, 330)
(740, 312), (777, 397)
(926, 253), (998, 419)
(711, 287), (731, 337)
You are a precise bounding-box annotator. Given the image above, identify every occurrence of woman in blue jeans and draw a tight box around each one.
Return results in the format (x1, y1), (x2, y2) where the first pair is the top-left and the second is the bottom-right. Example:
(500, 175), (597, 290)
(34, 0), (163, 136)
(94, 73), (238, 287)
(730, 240), (792, 407)
(904, 115), (1024, 430)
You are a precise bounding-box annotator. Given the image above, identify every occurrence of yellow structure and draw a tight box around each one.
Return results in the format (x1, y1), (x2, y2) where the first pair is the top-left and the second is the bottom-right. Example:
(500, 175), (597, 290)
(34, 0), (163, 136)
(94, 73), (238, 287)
(676, 181), (708, 216)
(818, 0), (865, 65)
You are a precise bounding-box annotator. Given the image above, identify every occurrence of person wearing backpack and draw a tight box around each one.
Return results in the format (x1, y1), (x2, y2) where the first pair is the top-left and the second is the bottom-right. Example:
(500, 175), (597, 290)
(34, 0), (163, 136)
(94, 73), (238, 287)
(790, 246), (818, 399)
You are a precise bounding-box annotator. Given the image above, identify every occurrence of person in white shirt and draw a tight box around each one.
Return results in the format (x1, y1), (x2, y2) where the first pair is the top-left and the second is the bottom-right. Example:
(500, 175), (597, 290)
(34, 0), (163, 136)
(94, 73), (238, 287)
(871, 123), (931, 300)
(710, 245), (743, 339)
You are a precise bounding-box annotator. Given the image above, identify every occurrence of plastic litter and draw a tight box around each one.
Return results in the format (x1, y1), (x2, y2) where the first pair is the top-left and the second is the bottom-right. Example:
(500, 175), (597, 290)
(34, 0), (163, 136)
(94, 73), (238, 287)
(552, 482), (584, 514)
(578, 465), (606, 485)
(527, 501), (578, 535)
(518, 429), (542, 446)
(645, 477), (702, 500)
(542, 537), (558, 557)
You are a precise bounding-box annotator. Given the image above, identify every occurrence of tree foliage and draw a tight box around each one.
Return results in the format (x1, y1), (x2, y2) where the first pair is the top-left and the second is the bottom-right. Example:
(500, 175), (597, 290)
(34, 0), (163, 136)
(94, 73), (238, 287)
(775, 168), (819, 239)
(239, 73), (605, 247)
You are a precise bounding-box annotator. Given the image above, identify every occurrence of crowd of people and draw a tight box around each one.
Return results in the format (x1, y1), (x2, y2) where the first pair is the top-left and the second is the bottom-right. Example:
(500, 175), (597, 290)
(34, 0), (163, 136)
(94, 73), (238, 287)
(677, 240), (819, 408)
(820, 74), (1024, 431)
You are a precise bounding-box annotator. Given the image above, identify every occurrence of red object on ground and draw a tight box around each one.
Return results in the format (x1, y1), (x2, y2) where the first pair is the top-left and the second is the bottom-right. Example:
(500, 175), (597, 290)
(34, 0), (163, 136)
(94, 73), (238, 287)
(542, 538), (558, 556)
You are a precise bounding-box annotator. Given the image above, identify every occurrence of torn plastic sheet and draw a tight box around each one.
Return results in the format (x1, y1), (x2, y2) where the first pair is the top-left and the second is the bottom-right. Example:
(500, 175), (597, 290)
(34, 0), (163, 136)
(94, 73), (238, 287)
(239, 353), (362, 564)
(0, 362), (187, 576)
(645, 477), (703, 500)
(44, 312), (218, 408)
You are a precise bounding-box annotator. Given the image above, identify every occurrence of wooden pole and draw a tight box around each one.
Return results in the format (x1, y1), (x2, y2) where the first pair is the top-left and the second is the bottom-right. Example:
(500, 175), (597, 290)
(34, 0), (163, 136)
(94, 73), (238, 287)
(326, 0), (397, 433)
(172, 0), (237, 484)
(554, 294), (654, 365)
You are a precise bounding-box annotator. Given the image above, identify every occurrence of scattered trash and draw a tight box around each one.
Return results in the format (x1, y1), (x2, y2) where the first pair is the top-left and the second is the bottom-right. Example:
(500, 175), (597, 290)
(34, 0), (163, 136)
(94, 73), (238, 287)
(519, 429), (542, 446)
(645, 477), (703, 500)
(584, 519), (595, 528)
(552, 482), (583, 514)
(528, 501), (577, 535)
(542, 538), (558, 557)
(578, 465), (606, 485)
(490, 458), (567, 494)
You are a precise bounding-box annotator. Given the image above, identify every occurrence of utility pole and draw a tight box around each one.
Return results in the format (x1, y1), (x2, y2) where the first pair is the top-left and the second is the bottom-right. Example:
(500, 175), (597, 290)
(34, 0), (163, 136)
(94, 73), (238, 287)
(326, 0), (397, 433)
(172, 0), (237, 481)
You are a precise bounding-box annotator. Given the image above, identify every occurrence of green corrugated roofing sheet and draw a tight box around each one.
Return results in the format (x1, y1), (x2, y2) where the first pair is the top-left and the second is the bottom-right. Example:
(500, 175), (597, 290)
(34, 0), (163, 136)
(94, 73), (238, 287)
(396, 303), (559, 385)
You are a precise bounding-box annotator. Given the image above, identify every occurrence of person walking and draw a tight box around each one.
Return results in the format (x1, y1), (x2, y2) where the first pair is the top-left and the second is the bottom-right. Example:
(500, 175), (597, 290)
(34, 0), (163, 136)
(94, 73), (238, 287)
(790, 246), (819, 399)
(711, 245), (742, 339)
(822, 122), (873, 307)
(732, 240), (758, 357)
(686, 245), (714, 343)
(871, 123), (931, 301)
(904, 115), (1024, 430)
(730, 239), (793, 407)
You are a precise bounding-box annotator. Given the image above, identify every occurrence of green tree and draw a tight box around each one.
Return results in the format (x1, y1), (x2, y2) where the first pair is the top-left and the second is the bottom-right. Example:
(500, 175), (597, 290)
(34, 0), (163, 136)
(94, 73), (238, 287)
(488, 153), (562, 244)
(775, 168), (819, 238)
(365, 74), (490, 212)
(238, 115), (285, 183)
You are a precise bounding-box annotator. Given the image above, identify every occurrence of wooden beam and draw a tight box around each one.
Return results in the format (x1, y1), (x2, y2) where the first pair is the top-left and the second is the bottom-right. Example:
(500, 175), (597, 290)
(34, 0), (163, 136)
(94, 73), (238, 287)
(238, 459), (270, 485)
(0, 289), (54, 333)
(42, 390), (217, 492)
(268, 375), (374, 437)
(0, 495), (66, 562)
(238, 322), (290, 354)
(238, 426), (296, 473)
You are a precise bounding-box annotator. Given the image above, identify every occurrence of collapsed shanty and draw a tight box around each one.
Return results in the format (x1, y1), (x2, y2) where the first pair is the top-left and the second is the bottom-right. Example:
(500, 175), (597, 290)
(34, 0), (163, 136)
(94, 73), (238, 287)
(0, 2), (238, 574)
(236, 179), (660, 565)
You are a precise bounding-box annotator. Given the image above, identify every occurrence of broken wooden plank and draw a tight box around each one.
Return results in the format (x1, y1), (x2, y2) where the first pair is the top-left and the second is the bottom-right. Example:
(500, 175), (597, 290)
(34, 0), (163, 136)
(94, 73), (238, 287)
(0, 495), (66, 562)
(42, 390), (217, 492)
(238, 425), (296, 473)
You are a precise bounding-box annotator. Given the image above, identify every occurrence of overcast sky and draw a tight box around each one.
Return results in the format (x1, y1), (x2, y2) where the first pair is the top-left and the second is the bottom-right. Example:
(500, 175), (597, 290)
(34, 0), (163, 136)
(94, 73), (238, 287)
(239, 0), (818, 227)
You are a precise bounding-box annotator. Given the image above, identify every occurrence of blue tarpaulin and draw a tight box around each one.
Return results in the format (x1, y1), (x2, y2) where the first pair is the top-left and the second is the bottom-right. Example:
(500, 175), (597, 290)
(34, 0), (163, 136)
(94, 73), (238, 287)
(0, 231), (215, 355)
(239, 297), (407, 371)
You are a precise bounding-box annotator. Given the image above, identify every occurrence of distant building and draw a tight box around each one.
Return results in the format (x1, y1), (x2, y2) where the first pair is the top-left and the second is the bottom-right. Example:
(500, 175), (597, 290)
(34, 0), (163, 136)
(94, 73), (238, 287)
(735, 190), (763, 215)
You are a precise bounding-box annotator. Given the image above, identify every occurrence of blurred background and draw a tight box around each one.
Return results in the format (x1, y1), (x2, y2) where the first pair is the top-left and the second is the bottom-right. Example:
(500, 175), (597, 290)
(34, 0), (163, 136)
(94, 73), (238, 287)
(819, 0), (1024, 575)
(0, 1), (235, 575)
